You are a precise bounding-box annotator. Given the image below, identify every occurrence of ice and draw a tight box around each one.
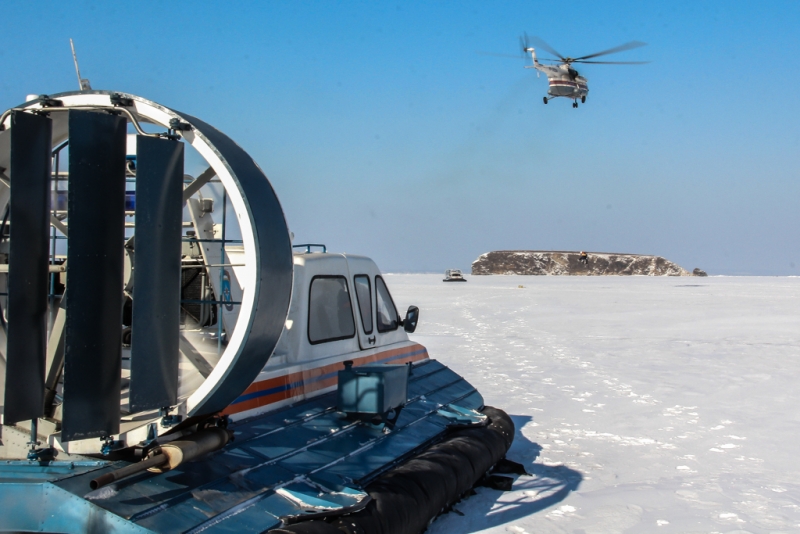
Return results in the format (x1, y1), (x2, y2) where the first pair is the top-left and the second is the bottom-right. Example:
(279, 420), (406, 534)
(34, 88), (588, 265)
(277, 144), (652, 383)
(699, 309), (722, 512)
(387, 274), (800, 533)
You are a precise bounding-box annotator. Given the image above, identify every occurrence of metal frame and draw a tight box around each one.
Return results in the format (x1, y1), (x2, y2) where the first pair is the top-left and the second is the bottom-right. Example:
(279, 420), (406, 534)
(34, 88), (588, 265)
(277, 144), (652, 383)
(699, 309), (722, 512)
(0, 92), (293, 448)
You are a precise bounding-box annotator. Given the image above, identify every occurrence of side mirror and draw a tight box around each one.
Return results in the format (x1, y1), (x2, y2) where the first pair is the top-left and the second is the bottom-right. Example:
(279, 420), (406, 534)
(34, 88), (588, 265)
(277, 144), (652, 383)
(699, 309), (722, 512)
(403, 305), (419, 333)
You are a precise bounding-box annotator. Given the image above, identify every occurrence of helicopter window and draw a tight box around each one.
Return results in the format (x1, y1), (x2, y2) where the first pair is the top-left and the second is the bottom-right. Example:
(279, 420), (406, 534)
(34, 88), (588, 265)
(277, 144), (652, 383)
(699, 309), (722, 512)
(375, 276), (399, 333)
(354, 275), (373, 335)
(308, 276), (356, 344)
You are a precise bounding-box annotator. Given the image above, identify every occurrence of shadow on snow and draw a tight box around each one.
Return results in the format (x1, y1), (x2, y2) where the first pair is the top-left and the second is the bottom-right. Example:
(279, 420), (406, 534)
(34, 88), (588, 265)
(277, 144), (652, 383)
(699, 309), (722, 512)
(430, 414), (583, 533)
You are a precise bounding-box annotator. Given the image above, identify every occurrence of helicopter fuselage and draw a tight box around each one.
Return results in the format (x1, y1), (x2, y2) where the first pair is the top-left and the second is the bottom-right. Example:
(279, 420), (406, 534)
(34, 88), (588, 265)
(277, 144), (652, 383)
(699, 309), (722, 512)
(526, 55), (588, 102)
(525, 48), (588, 106)
(537, 64), (589, 100)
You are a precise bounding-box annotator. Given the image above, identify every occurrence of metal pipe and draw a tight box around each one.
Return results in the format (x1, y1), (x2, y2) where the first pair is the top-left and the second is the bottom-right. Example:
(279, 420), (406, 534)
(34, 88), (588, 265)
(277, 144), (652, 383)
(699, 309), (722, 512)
(51, 210), (137, 216)
(183, 238), (243, 243)
(89, 453), (167, 490)
(123, 222), (195, 228)
(3, 104), (162, 139)
(181, 299), (241, 305)
(52, 139), (69, 157)
(182, 263), (245, 269)
(89, 427), (232, 490)
(217, 187), (227, 353)
(0, 264), (65, 273)
(292, 243), (327, 254)
(49, 148), (60, 335)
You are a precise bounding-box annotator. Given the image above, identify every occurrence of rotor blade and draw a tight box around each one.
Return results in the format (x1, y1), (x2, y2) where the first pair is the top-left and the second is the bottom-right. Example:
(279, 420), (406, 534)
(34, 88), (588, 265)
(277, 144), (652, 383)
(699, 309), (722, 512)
(574, 41), (647, 61)
(572, 60), (650, 64)
(477, 51), (524, 59)
(528, 35), (565, 61)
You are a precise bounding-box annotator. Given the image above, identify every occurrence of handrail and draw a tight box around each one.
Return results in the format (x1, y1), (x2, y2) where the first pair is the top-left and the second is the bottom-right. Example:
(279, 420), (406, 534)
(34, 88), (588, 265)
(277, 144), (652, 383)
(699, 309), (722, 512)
(292, 243), (327, 253)
(0, 100), (168, 139)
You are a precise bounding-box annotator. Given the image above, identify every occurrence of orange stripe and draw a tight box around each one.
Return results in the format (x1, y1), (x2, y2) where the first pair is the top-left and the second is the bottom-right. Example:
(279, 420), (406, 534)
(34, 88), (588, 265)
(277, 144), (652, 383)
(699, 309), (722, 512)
(222, 343), (428, 416)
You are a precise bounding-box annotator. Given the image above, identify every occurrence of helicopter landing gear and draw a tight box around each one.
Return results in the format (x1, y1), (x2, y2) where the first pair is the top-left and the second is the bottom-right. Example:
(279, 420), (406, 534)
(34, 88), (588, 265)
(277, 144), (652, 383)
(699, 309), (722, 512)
(572, 101), (578, 108)
(543, 96), (548, 105)
(581, 96), (586, 104)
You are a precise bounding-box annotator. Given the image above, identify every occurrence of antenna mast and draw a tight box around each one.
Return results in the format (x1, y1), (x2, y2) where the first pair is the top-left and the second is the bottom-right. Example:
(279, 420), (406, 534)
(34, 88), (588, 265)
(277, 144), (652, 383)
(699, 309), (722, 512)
(70, 39), (92, 91)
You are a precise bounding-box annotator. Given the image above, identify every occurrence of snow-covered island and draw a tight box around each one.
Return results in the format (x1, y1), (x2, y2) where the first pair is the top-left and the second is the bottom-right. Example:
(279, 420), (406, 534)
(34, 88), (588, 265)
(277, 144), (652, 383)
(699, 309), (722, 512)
(472, 250), (704, 276)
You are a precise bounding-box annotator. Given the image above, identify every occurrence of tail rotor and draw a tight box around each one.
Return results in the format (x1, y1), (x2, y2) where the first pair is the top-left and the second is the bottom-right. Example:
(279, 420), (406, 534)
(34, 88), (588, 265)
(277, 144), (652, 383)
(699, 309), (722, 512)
(519, 33), (530, 57)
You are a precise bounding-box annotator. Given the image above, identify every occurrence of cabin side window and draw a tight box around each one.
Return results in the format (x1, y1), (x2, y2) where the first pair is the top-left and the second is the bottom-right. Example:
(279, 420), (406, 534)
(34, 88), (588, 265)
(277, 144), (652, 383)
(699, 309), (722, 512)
(308, 276), (356, 344)
(375, 276), (398, 333)
(354, 275), (373, 334)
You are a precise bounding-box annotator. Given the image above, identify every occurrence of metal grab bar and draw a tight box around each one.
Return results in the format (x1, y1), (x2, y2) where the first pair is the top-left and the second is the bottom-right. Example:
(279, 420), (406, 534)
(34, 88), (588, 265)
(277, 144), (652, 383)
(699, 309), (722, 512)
(293, 243), (327, 253)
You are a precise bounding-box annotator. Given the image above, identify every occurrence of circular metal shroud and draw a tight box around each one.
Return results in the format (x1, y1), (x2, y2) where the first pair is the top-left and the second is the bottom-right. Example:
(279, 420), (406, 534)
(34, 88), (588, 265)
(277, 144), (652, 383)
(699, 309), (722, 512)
(0, 91), (293, 417)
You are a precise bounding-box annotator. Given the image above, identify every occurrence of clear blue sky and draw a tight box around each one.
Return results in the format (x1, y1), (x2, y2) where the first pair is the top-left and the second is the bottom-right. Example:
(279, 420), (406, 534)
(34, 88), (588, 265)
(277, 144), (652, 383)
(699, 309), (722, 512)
(2, 1), (798, 275)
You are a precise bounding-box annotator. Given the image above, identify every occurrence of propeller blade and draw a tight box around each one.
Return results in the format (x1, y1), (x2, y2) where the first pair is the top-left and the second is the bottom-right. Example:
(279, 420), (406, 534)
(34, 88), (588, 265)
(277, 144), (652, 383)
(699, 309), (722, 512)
(527, 35), (566, 61)
(477, 51), (524, 59)
(572, 60), (650, 64)
(574, 41), (647, 61)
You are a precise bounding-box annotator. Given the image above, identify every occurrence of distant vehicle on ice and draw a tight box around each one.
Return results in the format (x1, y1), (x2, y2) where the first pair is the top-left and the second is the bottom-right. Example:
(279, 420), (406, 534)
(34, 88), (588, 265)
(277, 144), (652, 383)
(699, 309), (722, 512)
(443, 269), (467, 282)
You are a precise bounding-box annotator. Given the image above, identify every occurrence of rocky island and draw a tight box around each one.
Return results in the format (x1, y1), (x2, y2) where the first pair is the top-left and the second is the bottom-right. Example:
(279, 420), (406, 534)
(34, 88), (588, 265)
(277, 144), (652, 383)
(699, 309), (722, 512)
(472, 251), (705, 276)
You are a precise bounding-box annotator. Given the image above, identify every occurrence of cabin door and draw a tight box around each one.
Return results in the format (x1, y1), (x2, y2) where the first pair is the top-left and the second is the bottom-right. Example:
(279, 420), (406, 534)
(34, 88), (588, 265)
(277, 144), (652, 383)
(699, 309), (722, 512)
(344, 256), (378, 350)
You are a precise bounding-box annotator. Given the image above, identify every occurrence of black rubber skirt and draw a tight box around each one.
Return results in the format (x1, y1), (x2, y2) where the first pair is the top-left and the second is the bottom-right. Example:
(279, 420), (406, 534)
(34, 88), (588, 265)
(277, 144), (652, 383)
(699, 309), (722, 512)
(269, 405), (514, 534)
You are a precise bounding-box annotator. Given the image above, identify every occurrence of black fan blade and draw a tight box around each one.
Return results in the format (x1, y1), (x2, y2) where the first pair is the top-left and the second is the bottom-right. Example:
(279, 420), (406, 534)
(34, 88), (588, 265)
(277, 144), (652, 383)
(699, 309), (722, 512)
(574, 41), (647, 61)
(528, 35), (565, 61)
(573, 60), (650, 64)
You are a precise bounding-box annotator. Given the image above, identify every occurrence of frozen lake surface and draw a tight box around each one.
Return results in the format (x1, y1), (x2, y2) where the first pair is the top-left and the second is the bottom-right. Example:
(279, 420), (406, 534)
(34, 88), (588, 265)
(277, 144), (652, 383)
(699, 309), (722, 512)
(386, 274), (800, 534)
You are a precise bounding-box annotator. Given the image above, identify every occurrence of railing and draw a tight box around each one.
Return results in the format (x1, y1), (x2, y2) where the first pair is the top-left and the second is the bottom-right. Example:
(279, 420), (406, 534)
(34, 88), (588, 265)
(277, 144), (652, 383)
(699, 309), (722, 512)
(293, 243), (327, 253)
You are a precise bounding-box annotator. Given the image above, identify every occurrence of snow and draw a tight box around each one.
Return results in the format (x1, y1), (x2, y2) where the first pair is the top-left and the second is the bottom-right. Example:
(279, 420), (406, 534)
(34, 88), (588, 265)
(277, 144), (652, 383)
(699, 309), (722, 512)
(386, 274), (800, 534)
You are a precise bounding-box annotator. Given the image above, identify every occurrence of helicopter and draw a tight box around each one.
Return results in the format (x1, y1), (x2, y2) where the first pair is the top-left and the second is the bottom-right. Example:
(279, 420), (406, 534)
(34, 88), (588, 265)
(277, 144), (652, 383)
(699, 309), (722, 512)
(519, 34), (648, 108)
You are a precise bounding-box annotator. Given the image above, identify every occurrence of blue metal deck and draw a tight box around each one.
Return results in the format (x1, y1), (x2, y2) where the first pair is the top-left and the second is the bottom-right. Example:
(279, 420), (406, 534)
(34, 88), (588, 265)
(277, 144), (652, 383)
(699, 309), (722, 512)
(0, 360), (484, 533)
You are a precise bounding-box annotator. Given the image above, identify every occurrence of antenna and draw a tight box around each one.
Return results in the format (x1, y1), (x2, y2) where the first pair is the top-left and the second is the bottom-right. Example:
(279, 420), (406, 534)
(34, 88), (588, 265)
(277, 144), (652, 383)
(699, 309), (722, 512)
(70, 38), (92, 91)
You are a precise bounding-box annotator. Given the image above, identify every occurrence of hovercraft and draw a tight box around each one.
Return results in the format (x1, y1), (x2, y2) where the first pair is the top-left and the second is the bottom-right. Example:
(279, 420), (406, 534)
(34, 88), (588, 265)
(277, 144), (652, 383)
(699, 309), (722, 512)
(0, 91), (514, 534)
(443, 269), (467, 282)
